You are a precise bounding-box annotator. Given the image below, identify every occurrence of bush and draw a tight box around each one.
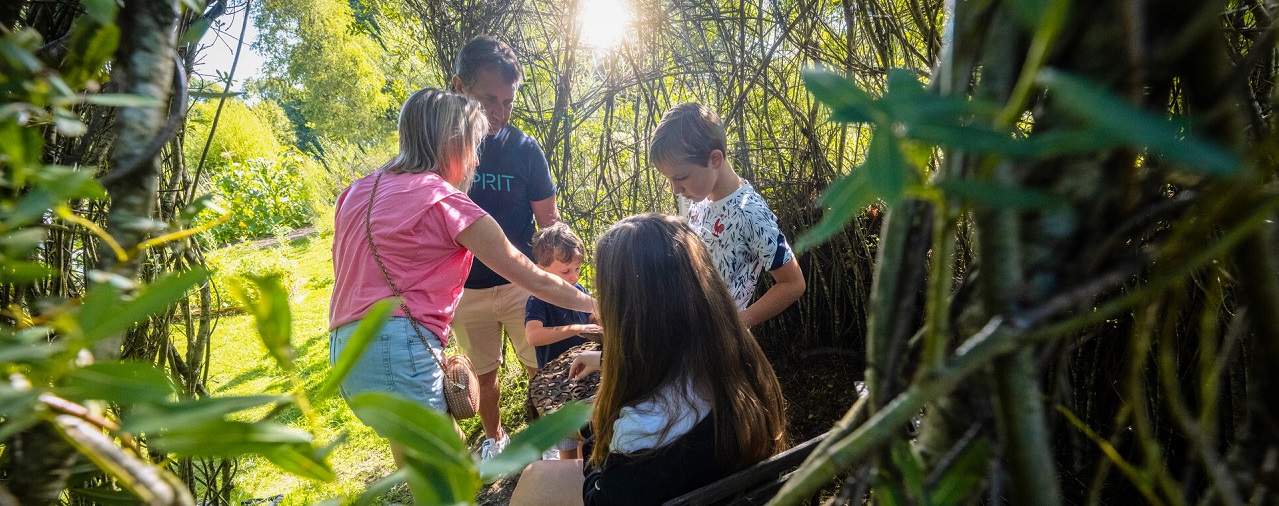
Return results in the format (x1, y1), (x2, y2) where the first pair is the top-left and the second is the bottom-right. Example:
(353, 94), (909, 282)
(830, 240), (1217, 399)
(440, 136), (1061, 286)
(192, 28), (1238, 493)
(201, 152), (317, 245)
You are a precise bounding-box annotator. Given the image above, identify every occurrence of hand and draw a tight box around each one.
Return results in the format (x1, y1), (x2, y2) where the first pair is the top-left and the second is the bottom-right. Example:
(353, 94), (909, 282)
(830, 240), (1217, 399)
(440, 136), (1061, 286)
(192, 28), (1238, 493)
(570, 350), (602, 380)
(577, 324), (604, 335)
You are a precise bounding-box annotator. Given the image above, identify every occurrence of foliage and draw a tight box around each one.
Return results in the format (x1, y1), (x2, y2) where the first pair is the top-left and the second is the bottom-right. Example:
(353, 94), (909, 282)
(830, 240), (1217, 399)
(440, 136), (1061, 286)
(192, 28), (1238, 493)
(199, 152), (317, 245)
(184, 96), (284, 170)
(2, 4), (586, 502)
(10, 0), (1278, 502)
(203, 234), (553, 501)
(253, 0), (405, 147)
(769, 1), (1278, 504)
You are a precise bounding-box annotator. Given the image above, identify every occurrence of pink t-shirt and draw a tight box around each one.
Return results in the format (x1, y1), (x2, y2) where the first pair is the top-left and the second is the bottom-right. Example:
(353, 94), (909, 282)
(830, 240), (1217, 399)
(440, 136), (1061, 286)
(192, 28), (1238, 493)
(328, 170), (488, 344)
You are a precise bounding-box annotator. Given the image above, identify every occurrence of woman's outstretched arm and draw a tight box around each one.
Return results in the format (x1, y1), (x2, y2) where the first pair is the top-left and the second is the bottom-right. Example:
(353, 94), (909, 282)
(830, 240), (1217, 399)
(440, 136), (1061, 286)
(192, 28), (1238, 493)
(457, 215), (596, 313)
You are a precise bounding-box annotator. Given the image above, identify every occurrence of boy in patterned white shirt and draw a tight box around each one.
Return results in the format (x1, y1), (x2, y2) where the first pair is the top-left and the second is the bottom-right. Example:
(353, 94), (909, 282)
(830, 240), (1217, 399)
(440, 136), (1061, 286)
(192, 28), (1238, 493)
(649, 103), (806, 328)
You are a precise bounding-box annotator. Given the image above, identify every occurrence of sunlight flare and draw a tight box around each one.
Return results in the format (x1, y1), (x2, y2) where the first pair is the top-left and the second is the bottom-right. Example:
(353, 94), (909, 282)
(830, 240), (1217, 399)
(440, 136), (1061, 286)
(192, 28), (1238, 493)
(577, 0), (633, 50)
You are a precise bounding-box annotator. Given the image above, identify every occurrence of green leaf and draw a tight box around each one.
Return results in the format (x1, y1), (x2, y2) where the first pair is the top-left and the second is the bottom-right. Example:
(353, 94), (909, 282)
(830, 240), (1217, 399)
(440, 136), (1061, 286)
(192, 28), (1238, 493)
(478, 402), (593, 480)
(147, 419), (312, 456)
(79, 268), (210, 345)
(0, 411), (40, 442)
(54, 109), (88, 137)
(1, 227), (48, 257)
(179, 17), (212, 46)
(795, 168), (875, 252)
(890, 439), (926, 502)
(1007, 0), (1051, 29)
(0, 261), (55, 284)
(936, 179), (1072, 211)
(402, 451), (478, 506)
(0, 326), (63, 365)
(796, 127), (914, 252)
(358, 469), (409, 506)
(907, 124), (1031, 157)
(864, 131), (910, 206)
(264, 443), (336, 482)
(69, 487), (138, 506)
(802, 68), (881, 124)
(882, 69), (998, 127)
(231, 274), (294, 371)
(83, 94), (164, 108)
(8, 189), (56, 228)
(317, 299), (394, 399)
(1037, 69), (1240, 176)
(180, 194), (226, 222)
(0, 383), (40, 418)
(123, 395), (287, 433)
(34, 165), (107, 200)
(1, 38), (45, 74)
(80, 0), (119, 24)
(60, 20), (119, 89)
(348, 392), (469, 467)
(57, 362), (177, 404)
(1023, 129), (1117, 158)
(929, 439), (990, 506)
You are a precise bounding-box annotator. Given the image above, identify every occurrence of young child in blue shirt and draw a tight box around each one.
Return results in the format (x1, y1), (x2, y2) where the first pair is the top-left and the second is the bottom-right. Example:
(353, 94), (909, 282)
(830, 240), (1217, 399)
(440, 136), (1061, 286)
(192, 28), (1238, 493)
(524, 222), (602, 459)
(649, 103), (806, 329)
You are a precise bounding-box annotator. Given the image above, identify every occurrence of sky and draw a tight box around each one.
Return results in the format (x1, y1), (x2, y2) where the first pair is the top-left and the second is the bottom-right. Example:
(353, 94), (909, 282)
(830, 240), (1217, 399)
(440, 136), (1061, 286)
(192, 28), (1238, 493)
(193, 6), (265, 88)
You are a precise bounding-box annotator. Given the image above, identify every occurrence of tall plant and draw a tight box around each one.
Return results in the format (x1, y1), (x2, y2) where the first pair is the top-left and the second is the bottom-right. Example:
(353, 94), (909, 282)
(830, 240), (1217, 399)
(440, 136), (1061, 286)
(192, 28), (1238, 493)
(772, 0), (1277, 504)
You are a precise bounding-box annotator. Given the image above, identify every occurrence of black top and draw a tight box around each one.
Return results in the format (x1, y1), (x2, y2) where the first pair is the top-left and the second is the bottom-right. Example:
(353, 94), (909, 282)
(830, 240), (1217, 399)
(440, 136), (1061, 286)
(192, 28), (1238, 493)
(525, 284), (592, 368)
(464, 124), (556, 289)
(582, 416), (729, 505)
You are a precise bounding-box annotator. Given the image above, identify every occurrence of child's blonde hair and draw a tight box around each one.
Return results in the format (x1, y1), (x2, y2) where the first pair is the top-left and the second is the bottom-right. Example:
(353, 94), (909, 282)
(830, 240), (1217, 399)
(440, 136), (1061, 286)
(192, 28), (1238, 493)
(649, 103), (728, 168)
(385, 88), (488, 191)
(531, 222), (585, 266)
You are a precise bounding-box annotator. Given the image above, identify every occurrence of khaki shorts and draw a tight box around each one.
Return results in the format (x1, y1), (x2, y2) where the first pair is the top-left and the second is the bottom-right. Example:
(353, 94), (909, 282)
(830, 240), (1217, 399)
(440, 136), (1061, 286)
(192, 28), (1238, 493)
(453, 284), (538, 374)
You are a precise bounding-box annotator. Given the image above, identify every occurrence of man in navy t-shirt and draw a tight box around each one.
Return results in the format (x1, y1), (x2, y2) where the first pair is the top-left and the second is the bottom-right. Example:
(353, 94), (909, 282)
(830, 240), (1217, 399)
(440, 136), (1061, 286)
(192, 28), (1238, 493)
(450, 35), (561, 460)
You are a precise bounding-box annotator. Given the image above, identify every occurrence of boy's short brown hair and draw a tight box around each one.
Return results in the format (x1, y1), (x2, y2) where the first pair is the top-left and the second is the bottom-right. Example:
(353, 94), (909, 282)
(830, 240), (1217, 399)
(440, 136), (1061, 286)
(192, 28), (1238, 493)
(649, 103), (728, 168)
(532, 222), (585, 266)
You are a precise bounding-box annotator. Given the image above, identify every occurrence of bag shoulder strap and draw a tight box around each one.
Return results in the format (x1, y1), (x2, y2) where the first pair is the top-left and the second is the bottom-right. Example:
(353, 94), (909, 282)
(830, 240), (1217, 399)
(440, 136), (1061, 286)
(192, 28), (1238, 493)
(363, 169), (449, 370)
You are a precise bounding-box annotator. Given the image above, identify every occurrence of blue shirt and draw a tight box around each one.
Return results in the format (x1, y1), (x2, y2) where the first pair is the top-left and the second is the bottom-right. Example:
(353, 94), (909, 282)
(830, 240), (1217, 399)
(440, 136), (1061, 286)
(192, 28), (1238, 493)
(464, 124), (556, 289)
(525, 284), (591, 368)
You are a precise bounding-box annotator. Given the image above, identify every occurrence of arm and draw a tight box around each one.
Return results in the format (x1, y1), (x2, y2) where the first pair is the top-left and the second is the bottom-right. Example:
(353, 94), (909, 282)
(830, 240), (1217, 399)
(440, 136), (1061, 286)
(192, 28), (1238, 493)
(525, 320), (604, 346)
(738, 257), (805, 328)
(457, 216), (595, 313)
(531, 195), (560, 229)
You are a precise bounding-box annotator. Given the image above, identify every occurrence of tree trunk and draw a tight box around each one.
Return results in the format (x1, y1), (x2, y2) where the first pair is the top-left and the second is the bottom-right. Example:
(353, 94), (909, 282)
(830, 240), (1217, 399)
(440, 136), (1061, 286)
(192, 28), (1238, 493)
(96, 0), (180, 358)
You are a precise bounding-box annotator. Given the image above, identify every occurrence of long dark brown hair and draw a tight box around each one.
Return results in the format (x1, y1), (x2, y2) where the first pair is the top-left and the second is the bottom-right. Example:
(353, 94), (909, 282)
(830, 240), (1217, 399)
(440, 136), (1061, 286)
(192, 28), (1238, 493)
(588, 213), (788, 470)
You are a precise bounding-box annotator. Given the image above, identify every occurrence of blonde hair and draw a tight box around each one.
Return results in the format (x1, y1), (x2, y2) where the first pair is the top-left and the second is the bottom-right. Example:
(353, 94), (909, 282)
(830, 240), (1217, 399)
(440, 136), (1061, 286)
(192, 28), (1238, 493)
(532, 222), (585, 266)
(649, 103), (728, 168)
(385, 88), (488, 190)
(589, 214), (788, 471)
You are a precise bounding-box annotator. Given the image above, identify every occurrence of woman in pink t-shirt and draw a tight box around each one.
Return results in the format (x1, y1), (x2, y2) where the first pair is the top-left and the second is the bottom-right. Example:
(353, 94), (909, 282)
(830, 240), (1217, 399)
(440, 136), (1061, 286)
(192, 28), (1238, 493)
(328, 88), (595, 463)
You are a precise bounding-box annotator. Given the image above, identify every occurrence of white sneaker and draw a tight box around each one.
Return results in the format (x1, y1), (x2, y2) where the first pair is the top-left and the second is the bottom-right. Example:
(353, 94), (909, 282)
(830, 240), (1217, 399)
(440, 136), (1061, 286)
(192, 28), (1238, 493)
(541, 449), (560, 461)
(480, 432), (509, 460)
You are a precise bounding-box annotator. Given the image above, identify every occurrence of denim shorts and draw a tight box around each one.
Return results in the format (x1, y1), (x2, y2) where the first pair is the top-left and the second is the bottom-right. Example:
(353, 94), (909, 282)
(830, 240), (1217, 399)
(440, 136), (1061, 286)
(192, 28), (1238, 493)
(329, 317), (447, 418)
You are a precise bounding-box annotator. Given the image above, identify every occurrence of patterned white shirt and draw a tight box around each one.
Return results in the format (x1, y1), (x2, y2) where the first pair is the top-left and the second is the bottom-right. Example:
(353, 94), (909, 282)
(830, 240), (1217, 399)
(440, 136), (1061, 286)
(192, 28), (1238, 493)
(683, 181), (794, 310)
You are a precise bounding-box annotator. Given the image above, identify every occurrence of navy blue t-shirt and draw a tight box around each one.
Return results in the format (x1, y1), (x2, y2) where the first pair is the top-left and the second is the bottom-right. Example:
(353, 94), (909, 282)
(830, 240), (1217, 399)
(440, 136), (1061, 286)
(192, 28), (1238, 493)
(525, 284), (591, 368)
(465, 124), (556, 289)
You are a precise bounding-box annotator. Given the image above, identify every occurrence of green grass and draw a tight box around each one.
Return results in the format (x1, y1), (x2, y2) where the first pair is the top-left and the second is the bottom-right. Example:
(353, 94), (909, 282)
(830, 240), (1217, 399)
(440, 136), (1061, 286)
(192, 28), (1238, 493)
(199, 232), (537, 504)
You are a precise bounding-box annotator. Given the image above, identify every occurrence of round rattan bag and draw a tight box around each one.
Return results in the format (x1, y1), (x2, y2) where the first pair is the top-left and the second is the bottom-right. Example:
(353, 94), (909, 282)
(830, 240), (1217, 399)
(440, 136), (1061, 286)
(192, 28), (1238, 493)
(441, 354), (480, 420)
